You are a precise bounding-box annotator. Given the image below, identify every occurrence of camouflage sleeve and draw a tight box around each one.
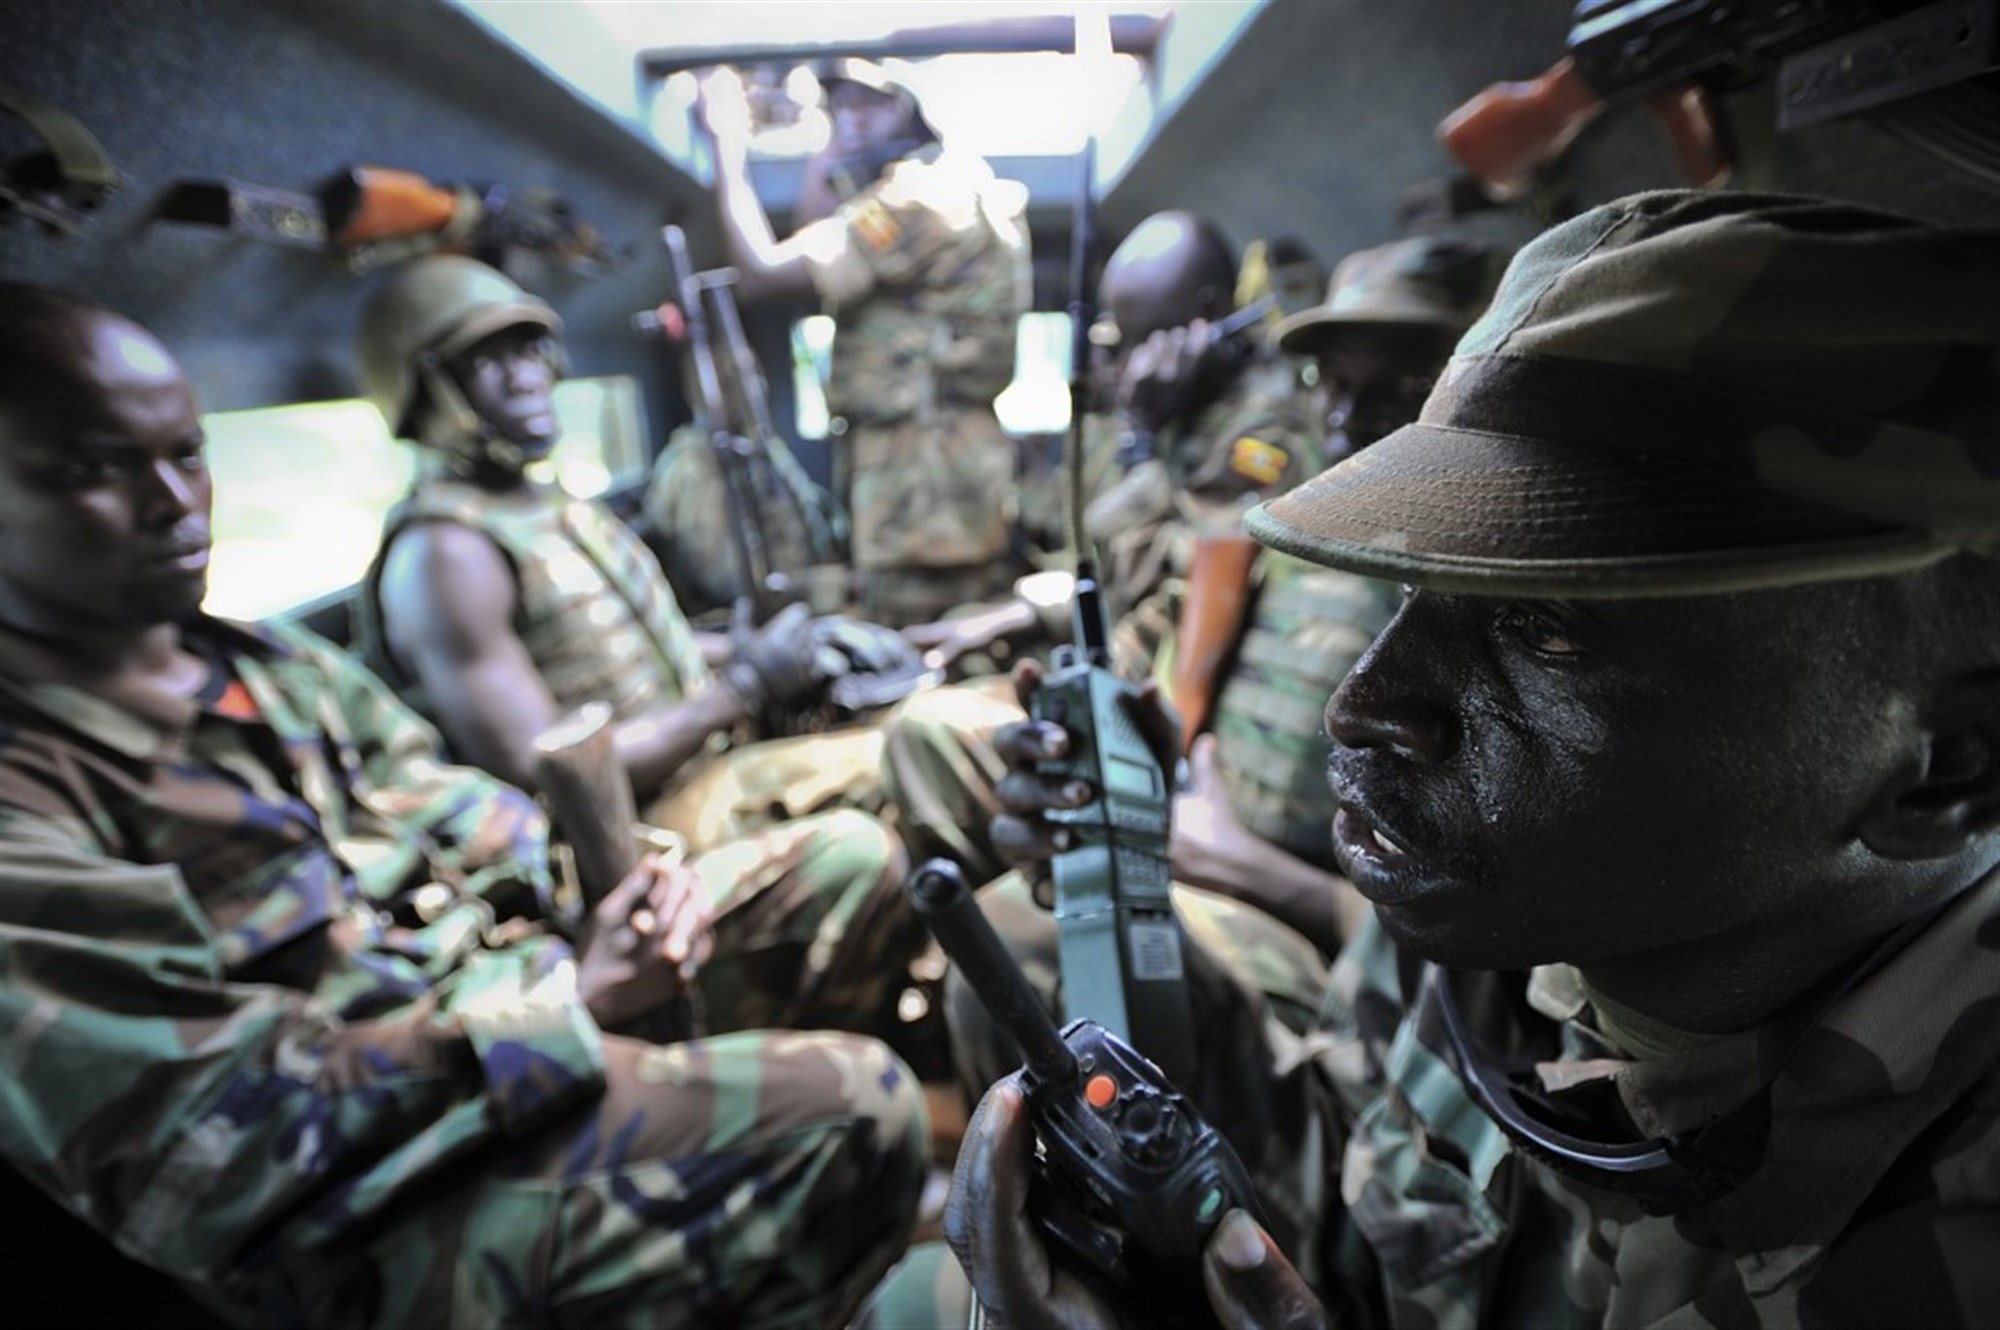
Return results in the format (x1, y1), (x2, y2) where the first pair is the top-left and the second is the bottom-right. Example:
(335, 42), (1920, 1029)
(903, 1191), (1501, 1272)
(796, 157), (982, 310)
(0, 810), (605, 1278)
(258, 619), (565, 926)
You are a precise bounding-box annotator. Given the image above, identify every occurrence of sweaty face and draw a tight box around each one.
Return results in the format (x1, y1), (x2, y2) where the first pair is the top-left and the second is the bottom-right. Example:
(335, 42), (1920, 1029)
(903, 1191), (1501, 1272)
(447, 324), (560, 458)
(1325, 582), (1932, 974)
(0, 314), (212, 630)
(1310, 326), (1451, 462)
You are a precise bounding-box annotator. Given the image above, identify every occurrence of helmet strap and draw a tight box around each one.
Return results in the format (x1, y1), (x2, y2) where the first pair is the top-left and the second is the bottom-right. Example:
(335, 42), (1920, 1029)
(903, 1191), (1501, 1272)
(414, 355), (528, 482)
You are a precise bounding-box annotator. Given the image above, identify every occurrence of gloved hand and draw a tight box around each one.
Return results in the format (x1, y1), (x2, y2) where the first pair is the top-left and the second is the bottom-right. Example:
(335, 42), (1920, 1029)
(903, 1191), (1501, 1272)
(721, 599), (829, 711)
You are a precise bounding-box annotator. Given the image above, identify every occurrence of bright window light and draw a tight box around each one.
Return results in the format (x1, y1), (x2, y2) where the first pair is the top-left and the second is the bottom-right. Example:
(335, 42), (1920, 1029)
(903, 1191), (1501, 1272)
(202, 377), (648, 620)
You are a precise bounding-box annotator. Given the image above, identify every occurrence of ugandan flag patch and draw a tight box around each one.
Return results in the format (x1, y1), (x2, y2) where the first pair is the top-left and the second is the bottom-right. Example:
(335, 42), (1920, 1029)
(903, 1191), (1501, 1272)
(1228, 435), (1289, 487)
(852, 198), (903, 252)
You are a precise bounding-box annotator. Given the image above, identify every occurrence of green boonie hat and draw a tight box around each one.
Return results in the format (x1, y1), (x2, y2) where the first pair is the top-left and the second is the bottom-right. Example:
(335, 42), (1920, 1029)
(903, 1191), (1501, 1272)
(1274, 234), (1494, 357)
(1248, 190), (2000, 597)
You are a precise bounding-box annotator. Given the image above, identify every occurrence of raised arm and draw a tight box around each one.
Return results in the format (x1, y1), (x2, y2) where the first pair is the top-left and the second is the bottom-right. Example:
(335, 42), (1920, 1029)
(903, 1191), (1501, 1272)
(700, 70), (819, 302)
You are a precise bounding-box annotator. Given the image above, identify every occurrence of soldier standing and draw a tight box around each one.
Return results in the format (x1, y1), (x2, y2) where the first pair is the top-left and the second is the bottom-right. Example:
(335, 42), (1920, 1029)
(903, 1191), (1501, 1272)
(702, 59), (1034, 628)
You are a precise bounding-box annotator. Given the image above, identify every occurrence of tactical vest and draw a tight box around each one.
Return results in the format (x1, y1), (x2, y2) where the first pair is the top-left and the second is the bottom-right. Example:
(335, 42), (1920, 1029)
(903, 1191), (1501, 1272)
(361, 479), (711, 723)
(1208, 559), (1398, 868)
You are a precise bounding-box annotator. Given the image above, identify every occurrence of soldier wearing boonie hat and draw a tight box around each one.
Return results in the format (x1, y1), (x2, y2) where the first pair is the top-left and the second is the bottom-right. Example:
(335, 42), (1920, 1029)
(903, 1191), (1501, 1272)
(942, 189), (2000, 1330)
(1249, 190), (1998, 594)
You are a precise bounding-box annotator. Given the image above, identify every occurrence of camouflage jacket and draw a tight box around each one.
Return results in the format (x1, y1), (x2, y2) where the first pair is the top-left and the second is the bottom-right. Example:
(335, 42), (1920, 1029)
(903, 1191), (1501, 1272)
(800, 144), (1030, 427)
(0, 615), (607, 1291)
(799, 145), (1032, 575)
(1091, 355), (1324, 676)
(1313, 874), (2000, 1328)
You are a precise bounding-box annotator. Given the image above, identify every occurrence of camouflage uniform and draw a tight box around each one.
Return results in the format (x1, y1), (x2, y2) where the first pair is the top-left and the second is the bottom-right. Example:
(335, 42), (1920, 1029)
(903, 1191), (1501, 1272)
(641, 420), (844, 622)
(0, 614), (925, 1328)
(1086, 349), (1326, 676)
(796, 143), (1034, 627)
(1299, 887), (2000, 1327)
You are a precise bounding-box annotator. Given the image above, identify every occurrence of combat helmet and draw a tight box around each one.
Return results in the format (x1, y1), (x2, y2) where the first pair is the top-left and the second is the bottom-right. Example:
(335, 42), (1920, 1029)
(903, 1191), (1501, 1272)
(356, 254), (562, 454)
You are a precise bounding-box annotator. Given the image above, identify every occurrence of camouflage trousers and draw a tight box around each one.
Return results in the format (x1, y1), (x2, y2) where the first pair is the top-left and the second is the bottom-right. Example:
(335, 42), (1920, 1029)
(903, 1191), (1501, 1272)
(270, 1029), (928, 1330)
(646, 727), (889, 859)
(877, 685), (1344, 1278)
(694, 808), (928, 1045)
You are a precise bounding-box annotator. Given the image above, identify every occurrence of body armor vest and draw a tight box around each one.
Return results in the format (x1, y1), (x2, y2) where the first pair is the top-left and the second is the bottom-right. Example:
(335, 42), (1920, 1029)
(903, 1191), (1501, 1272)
(362, 479), (711, 723)
(1208, 562), (1398, 868)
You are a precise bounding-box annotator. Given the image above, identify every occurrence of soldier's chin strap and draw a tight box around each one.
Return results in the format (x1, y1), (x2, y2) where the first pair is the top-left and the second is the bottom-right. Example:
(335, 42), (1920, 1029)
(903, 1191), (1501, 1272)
(414, 355), (530, 479)
(1436, 897), (1950, 1216)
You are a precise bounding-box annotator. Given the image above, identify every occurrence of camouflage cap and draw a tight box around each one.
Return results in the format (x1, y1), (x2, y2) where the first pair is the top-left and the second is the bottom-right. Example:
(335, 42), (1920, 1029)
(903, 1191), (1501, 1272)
(1274, 234), (1494, 358)
(1248, 191), (2000, 597)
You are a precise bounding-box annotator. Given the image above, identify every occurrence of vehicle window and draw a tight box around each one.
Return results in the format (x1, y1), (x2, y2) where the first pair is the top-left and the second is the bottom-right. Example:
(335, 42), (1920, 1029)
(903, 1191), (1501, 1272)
(202, 376), (647, 619)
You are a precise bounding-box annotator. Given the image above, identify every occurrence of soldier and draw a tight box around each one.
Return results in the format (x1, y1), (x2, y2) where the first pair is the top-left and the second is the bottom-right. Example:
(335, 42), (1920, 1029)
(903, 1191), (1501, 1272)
(701, 59), (1034, 628)
(0, 284), (926, 1327)
(855, 239), (1492, 1323)
(902, 212), (1329, 679)
(948, 192), (2000, 1327)
(354, 255), (937, 1060)
(354, 257), (895, 843)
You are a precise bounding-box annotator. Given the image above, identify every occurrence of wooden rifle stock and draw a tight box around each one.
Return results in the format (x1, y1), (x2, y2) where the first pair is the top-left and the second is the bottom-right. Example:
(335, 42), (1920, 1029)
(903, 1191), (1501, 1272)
(1169, 532), (1259, 756)
(322, 166), (465, 247)
(1438, 57), (1606, 200)
(531, 701), (638, 912)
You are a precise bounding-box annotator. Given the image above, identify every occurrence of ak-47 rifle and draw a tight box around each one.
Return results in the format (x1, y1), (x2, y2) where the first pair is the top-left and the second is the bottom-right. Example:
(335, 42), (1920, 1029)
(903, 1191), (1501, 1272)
(1168, 532), (1260, 757)
(155, 163), (623, 274)
(1440, 0), (1996, 200)
(658, 224), (800, 625)
(1029, 139), (1198, 1090)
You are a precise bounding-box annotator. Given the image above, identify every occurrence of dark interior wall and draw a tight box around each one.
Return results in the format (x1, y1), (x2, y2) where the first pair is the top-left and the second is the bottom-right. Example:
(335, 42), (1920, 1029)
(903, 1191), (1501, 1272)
(0, 0), (711, 444)
(1105, 0), (2000, 274)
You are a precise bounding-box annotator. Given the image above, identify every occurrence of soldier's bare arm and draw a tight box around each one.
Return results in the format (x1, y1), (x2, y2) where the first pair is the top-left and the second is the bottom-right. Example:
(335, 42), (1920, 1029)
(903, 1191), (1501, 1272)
(700, 70), (819, 300)
(379, 517), (563, 790)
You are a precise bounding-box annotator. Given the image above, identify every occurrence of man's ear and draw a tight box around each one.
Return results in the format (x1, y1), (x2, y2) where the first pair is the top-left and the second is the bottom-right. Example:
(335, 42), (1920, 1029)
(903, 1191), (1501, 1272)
(1860, 671), (2000, 860)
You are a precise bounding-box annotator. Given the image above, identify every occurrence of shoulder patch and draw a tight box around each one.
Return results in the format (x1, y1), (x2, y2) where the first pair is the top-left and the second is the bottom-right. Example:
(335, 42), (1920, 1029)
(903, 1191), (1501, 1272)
(1229, 435), (1290, 487)
(851, 197), (904, 253)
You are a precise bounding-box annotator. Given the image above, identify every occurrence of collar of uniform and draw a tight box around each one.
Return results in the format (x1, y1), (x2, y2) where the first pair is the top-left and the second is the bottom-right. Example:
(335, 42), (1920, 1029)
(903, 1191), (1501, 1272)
(0, 614), (289, 761)
(1611, 867), (2000, 1254)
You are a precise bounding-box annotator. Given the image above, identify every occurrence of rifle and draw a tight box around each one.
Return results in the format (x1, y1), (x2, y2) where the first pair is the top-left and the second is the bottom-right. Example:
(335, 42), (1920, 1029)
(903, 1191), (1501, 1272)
(154, 163), (622, 273)
(1167, 532), (1261, 757)
(1438, 0), (1994, 200)
(658, 224), (799, 625)
(1031, 138), (1198, 1089)
(533, 702), (702, 1042)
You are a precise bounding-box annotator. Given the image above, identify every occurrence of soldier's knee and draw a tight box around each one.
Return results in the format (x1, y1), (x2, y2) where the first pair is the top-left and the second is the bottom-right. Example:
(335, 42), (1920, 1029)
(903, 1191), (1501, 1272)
(807, 807), (906, 880)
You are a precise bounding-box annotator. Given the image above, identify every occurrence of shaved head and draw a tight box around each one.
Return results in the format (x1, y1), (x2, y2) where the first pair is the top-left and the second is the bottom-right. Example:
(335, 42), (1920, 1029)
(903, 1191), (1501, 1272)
(0, 283), (165, 433)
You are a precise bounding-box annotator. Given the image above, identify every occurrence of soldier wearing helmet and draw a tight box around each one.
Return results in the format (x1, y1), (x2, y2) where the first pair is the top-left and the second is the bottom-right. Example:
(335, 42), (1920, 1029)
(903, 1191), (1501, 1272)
(353, 255), (935, 1064)
(699, 58), (1033, 628)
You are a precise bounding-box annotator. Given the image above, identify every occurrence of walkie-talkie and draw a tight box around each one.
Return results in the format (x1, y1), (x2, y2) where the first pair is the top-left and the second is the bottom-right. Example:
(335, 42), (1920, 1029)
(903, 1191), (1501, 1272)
(907, 860), (1261, 1324)
(1032, 133), (1198, 1087)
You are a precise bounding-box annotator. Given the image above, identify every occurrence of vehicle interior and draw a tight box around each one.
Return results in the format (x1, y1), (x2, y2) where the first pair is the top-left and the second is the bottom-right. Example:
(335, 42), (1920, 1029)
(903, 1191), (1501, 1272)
(2, 0), (1995, 1322)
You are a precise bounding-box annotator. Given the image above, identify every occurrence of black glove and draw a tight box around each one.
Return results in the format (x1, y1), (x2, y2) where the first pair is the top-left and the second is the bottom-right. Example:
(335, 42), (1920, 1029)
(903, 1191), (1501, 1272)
(721, 600), (828, 711)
